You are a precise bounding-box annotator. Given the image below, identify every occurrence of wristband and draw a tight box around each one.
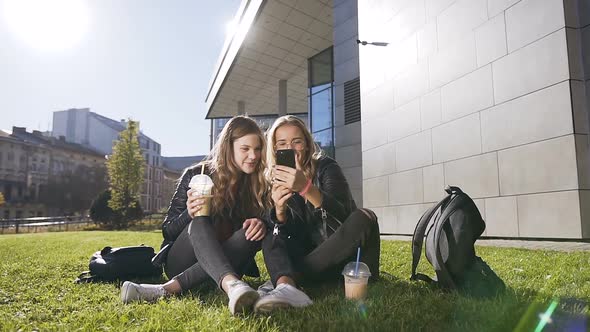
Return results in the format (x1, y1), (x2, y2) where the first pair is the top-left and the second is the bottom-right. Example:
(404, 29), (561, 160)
(299, 179), (312, 196)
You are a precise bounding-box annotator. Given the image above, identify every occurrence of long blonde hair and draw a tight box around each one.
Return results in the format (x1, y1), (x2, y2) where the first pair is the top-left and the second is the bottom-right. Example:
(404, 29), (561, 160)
(201, 116), (268, 221)
(265, 115), (323, 182)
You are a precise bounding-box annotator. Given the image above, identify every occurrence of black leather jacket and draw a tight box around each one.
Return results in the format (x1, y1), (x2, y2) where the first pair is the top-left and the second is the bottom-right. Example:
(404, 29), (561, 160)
(267, 156), (356, 250)
(160, 164), (260, 277)
(161, 165), (207, 247)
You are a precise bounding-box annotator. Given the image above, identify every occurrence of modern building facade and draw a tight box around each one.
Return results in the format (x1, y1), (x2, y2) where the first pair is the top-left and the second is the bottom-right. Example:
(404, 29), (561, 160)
(206, 0), (590, 239)
(52, 108), (165, 212)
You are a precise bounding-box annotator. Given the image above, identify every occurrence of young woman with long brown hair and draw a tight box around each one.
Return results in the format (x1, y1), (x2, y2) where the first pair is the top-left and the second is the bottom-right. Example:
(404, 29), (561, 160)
(253, 115), (380, 312)
(120, 116), (270, 315)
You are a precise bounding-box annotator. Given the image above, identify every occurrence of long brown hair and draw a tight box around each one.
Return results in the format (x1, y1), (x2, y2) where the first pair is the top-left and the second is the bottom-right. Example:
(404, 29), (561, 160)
(201, 116), (268, 221)
(265, 115), (323, 182)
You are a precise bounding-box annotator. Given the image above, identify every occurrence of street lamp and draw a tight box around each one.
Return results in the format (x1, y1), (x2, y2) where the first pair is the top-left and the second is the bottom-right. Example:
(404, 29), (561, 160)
(357, 39), (389, 47)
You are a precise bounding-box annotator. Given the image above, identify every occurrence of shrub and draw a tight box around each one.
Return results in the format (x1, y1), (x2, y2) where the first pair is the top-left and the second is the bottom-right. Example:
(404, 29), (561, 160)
(90, 190), (143, 229)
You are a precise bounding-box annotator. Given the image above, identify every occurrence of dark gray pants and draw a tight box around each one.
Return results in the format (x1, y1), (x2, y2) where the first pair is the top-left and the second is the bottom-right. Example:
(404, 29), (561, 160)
(164, 216), (260, 291)
(263, 208), (381, 286)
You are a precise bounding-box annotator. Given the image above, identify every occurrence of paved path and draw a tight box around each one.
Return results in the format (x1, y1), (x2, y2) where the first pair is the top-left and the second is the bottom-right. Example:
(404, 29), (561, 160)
(381, 235), (590, 252)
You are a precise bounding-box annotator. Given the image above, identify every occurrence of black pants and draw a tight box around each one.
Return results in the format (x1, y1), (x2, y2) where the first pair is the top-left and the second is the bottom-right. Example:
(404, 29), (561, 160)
(263, 208), (380, 286)
(165, 216), (260, 291)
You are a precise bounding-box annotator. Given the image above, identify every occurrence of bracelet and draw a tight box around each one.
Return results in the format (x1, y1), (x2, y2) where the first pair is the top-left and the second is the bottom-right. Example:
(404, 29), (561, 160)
(299, 179), (312, 196)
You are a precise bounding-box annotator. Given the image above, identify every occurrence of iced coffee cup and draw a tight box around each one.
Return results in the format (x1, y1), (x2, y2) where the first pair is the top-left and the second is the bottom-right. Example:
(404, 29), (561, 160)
(342, 262), (371, 300)
(189, 173), (214, 217)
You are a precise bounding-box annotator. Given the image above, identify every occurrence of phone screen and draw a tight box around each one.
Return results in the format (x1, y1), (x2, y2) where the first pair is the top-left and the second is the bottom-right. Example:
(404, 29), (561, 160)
(276, 149), (296, 168)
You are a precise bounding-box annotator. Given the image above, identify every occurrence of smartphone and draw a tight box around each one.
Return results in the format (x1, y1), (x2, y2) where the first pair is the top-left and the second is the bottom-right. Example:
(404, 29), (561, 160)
(276, 149), (296, 168)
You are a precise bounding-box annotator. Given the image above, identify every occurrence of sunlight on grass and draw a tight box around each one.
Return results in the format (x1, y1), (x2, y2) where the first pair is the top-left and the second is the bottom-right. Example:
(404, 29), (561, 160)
(0, 231), (588, 331)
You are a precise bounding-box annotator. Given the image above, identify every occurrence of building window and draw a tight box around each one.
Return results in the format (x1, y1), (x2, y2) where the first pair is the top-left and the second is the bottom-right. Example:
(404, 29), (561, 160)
(213, 118), (231, 144)
(311, 88), (332, 132)
(29, 184), (36, 200)
(3, 210), (9, 219)
(16, 210), (22, 219)
(308, 47), (334, 158)
(5, 184), (12, 201)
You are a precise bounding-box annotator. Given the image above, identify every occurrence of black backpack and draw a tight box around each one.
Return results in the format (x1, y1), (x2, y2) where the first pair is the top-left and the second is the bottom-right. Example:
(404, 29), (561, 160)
(410, 186), (505, 297)
(75, 245), (162, 283)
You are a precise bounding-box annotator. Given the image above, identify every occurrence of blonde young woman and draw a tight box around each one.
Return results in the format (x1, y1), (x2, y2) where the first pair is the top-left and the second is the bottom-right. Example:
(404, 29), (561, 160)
(120, 116), (270, 315)
(253, 115), (380, 312)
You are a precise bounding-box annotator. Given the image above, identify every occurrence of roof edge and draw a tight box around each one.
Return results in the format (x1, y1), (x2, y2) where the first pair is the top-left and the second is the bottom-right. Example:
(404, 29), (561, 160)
(204, 0), (266, 119)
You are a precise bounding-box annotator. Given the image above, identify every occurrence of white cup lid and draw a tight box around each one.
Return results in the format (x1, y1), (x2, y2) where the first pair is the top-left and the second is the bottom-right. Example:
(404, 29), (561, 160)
(189, 174), (213, 187)
(189, 174), (213, 195)
(342, 261), (372, 278)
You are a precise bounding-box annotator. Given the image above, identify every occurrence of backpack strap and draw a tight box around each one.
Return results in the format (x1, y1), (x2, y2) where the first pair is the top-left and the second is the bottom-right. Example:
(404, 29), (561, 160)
(444, 185), (464, 196)
(410, 193), (452, 282)
(74, 271), (98, 283)
(432, 191), (466, 289)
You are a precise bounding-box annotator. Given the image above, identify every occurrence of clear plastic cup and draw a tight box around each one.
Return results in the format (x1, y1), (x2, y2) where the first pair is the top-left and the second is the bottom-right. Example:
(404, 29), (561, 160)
(342, 262), (371, 300)
(189, 174), (214, 217)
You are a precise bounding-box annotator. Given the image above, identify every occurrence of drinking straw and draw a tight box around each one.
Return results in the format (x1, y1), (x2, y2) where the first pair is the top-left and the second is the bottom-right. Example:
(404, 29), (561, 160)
(354, 247), (361, 276)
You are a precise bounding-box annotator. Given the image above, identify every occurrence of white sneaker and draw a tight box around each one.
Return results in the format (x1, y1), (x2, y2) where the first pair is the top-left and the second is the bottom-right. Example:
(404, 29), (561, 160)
(254, 283), (313, 313)
(227, 280), (259, 315)
(120, 281), (167, 304)
(257, 280), (274, 297)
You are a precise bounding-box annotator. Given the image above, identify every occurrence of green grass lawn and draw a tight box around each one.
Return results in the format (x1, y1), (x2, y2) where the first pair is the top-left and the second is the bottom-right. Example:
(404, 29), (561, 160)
(0, 231), (588, 331)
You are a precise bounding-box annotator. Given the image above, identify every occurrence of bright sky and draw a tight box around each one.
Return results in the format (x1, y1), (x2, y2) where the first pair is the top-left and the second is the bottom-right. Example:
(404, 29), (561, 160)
(0, 0), (241, 156)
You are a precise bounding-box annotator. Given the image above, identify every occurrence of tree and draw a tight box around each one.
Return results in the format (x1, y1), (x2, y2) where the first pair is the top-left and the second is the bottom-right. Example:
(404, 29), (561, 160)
(0, 192), (4, 206)
(106, 119), (145, 225)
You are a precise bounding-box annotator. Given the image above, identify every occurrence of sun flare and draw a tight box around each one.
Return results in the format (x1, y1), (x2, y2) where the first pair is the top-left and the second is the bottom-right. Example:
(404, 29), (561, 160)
(2, 0), (90, 52)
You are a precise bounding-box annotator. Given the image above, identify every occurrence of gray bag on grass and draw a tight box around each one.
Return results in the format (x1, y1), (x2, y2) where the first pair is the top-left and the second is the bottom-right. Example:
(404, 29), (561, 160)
(410, 186), (505, 298)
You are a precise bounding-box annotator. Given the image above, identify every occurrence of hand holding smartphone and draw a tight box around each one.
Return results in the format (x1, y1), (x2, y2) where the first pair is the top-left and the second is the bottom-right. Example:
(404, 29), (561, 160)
(275, 149), (296, 169)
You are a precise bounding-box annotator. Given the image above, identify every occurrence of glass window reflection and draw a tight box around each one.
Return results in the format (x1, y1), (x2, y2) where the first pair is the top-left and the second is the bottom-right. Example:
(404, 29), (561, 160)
(311, 88), (332, 132)
(313, 128), (334, 158)
(309, 48), (332, 88)
(308, 47), (334, 159)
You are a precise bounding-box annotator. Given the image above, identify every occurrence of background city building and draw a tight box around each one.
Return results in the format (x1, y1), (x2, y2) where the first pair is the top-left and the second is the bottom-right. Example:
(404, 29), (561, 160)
(0, 127), (106, 219)
(52, 108), (165, 212)
(205, 0), (590, 239)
